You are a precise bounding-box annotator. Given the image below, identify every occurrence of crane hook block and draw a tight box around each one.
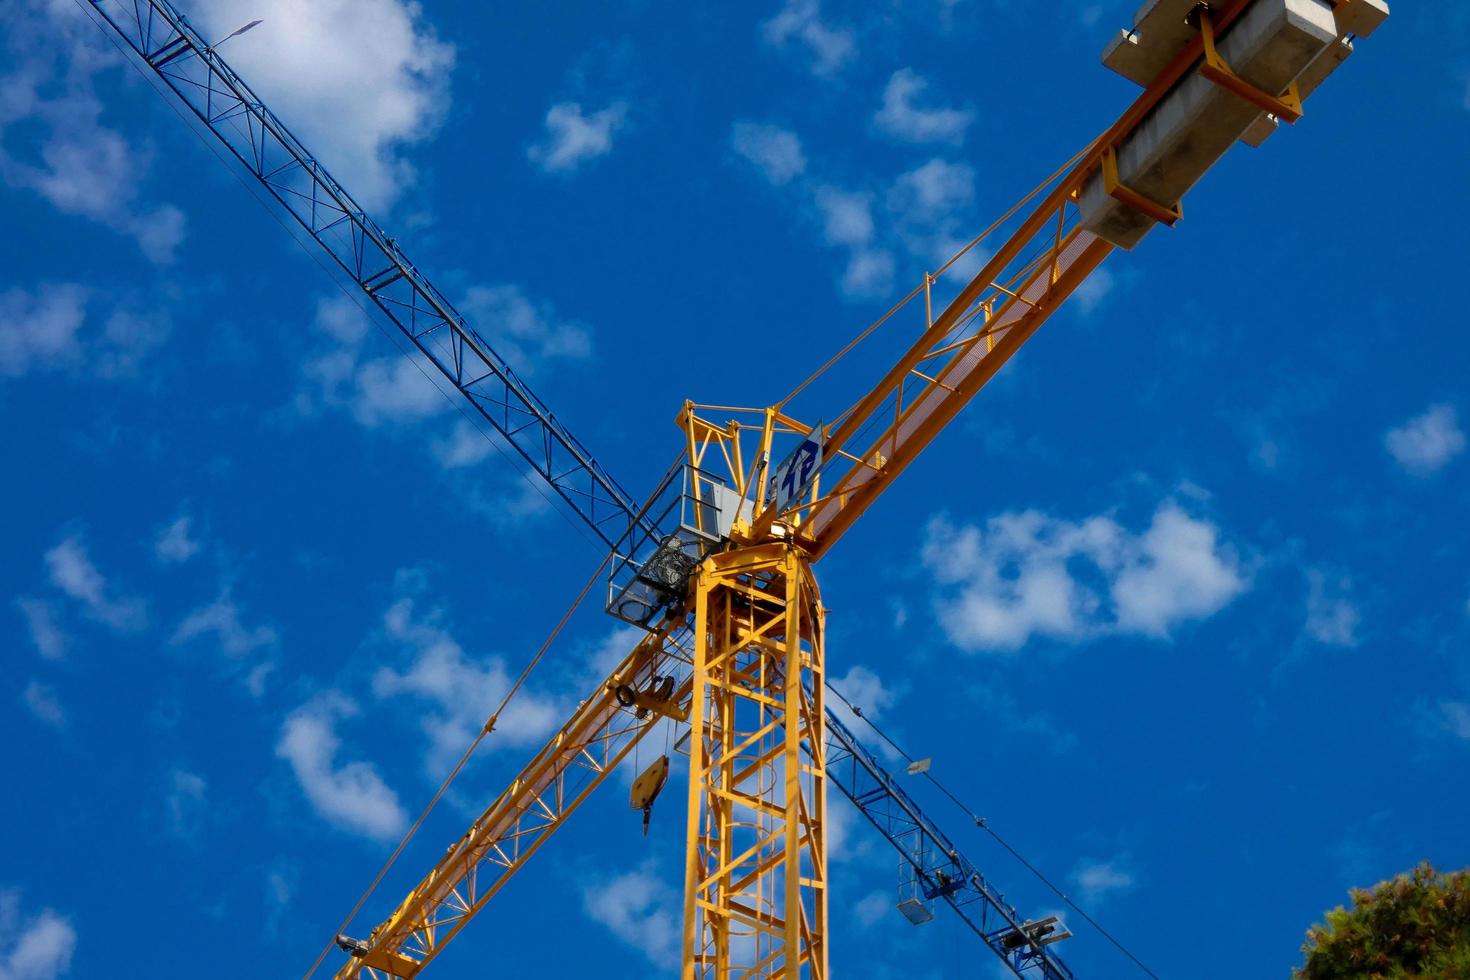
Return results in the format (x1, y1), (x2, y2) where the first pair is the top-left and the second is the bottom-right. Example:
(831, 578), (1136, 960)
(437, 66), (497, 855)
(630, 755), (671, 836)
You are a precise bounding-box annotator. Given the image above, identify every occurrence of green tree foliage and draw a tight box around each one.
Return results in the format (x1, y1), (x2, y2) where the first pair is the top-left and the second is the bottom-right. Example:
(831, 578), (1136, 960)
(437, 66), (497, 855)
(1296, 863), (1470, 979)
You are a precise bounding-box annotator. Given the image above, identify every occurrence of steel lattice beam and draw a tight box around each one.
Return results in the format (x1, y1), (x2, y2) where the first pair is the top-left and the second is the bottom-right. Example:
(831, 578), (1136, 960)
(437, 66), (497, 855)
(87, 0), (648, 550)
(822, 708), (1074, 979)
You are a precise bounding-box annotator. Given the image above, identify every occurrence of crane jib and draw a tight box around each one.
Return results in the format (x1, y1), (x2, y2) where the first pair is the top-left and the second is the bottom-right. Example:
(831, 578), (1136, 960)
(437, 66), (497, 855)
(85, 0), (651, 552)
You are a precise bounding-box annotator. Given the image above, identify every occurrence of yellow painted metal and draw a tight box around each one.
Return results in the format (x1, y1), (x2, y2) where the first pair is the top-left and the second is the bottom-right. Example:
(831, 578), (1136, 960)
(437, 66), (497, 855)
(1102, 145), (1183, 226)
(326, 5), (1318, 976)
(682, 543), (827, 980)
(333, 619), (694, 980)
(1197, 6), (1305, 123)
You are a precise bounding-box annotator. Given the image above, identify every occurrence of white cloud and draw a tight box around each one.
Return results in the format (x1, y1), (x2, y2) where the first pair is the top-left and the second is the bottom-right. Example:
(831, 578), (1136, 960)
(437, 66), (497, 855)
(527, 101), (627, 175)
(347, 355), (447, 428)
(1072, 266), (1115, 315)
(731, 121), (807, 186)
(923, 500), (1247, 653)
(1072, 857), (1135, 905)
(16, 599), (67, 660)
(0, 2), (186, 262)
(276, 691), (409, 842)
(170, 590), (278, 697)
(841, 249), (896, 300)
(0, 285), (86, 377)
(431, 420), (498, 470)
(187, 0), (455, 210)
(171, 591), (278, 660)
(0, 285), (168, 378)
(0, 89), (186, 263)
(582, 865), (679, 968)
(22, 681), (65, 729)
(725, 117), (984, 301)
(874, 69), (973, 145)
(1441, 702), (1470, 740)
(0, 890), (76, 980)
(762, 0), (857, 77)
(94, 308), (170, 378)
(814, 186), (877, 248)
(888, 158), (975, 223)
(154, 516), (201, 565)
(165, 769), (208, 842)
(371, 589), (563, 775)
(1304, 569), (1360, 647)
(854, 890), (891, 927)
(43, 535), (147, 633)
(302, 287), (589, 432)
(1385, 403), (1464, 476)
(459, 284), (592, 375)
(812, 186), (896, 300)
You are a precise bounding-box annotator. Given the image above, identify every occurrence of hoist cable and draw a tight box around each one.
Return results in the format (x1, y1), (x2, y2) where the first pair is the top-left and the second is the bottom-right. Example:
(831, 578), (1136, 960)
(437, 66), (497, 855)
(300, 548), (613, 979)
(825, 680), (1162, 980)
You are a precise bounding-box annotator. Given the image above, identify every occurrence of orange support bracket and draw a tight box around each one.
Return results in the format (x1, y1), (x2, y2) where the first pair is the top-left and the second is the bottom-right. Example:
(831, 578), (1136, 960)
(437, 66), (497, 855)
(1197, 7), (1304, 123)
(1101, 145), (1183, 227)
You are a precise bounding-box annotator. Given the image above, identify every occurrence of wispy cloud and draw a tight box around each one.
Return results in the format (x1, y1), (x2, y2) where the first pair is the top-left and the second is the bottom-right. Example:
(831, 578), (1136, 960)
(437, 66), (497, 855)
(0, 2), (185, 261)
(1072, 857), (1136, 905)
(0, 284), (86, 377)
(1303, 568), (1361, 647)
(44, 534), (147, 633)
(730, 121), (807, 186)
(1385, 403), (1464, 476)
(170, 589), (279, 696)
(371, 580), (563, 775)
(762, 0), (857, 77)
(301, 288), (589, 431)
(16, 598), (67, 660)
(528, 101), (628, 175)
(923, 499), (1248, 653)
(22, 680), (65, 729)
(0, 888), (77, 980)
(726, 117), (984, 301)
(154, 516), (201, 565)
(581, 863), (680, 969)
(185, 0), (455, 210)
(1441, 702), (1470, 740)
(276, 691), (409, 843)
(165, 769), (208, 843)
(0, 284), (169, 379)
(874, 69), (973, 145)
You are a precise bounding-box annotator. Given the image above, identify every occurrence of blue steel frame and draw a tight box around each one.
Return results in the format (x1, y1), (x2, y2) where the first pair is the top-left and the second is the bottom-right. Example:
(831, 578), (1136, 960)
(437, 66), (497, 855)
(87, 0), (647, 549)
(823, 707), (1075, 980)
(85, 4), (1080, 976)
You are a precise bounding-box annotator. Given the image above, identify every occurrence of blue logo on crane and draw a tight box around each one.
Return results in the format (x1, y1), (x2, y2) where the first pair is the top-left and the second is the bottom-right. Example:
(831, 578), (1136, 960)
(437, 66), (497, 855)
(768, 426), (824, 514)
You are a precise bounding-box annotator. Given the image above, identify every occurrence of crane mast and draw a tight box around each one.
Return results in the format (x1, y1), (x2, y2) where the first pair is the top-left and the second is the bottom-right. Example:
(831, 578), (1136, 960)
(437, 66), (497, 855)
(83, 0), (1389, 977)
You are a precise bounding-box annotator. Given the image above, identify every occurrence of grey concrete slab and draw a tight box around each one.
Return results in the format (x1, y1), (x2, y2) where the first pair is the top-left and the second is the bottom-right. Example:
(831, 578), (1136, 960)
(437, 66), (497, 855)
(1335, 0), (1389, 38)
(1103, 0), (1201, 85)
(1080, 0), (1338, 249)
(1242, 35), (1354, 147)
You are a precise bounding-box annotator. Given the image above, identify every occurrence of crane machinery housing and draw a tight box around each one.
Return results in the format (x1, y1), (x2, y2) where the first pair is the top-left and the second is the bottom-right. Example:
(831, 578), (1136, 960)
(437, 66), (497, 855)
(80, 0), (1389, 977)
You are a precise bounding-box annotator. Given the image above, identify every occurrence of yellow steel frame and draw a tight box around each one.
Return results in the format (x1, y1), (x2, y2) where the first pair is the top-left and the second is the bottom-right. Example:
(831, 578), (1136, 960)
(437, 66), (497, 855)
(1197, 6), (1304, 123)
(336, 622), (694, 980)
(326, 4), (1313, 978)
(682, 543), (827, 980)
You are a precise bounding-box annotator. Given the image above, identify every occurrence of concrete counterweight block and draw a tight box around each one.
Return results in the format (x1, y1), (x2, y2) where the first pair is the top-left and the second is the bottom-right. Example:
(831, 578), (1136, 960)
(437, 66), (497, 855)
(1079, 0), (1339, 250)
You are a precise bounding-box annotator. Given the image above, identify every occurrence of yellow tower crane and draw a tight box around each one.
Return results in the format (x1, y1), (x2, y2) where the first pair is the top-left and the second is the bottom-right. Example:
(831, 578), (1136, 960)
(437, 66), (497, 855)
(80, 0), (1390, 977)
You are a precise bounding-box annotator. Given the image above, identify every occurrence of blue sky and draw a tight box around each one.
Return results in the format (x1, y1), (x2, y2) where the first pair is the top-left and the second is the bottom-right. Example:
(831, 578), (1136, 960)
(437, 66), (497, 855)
(2, 1), (1467, 978)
